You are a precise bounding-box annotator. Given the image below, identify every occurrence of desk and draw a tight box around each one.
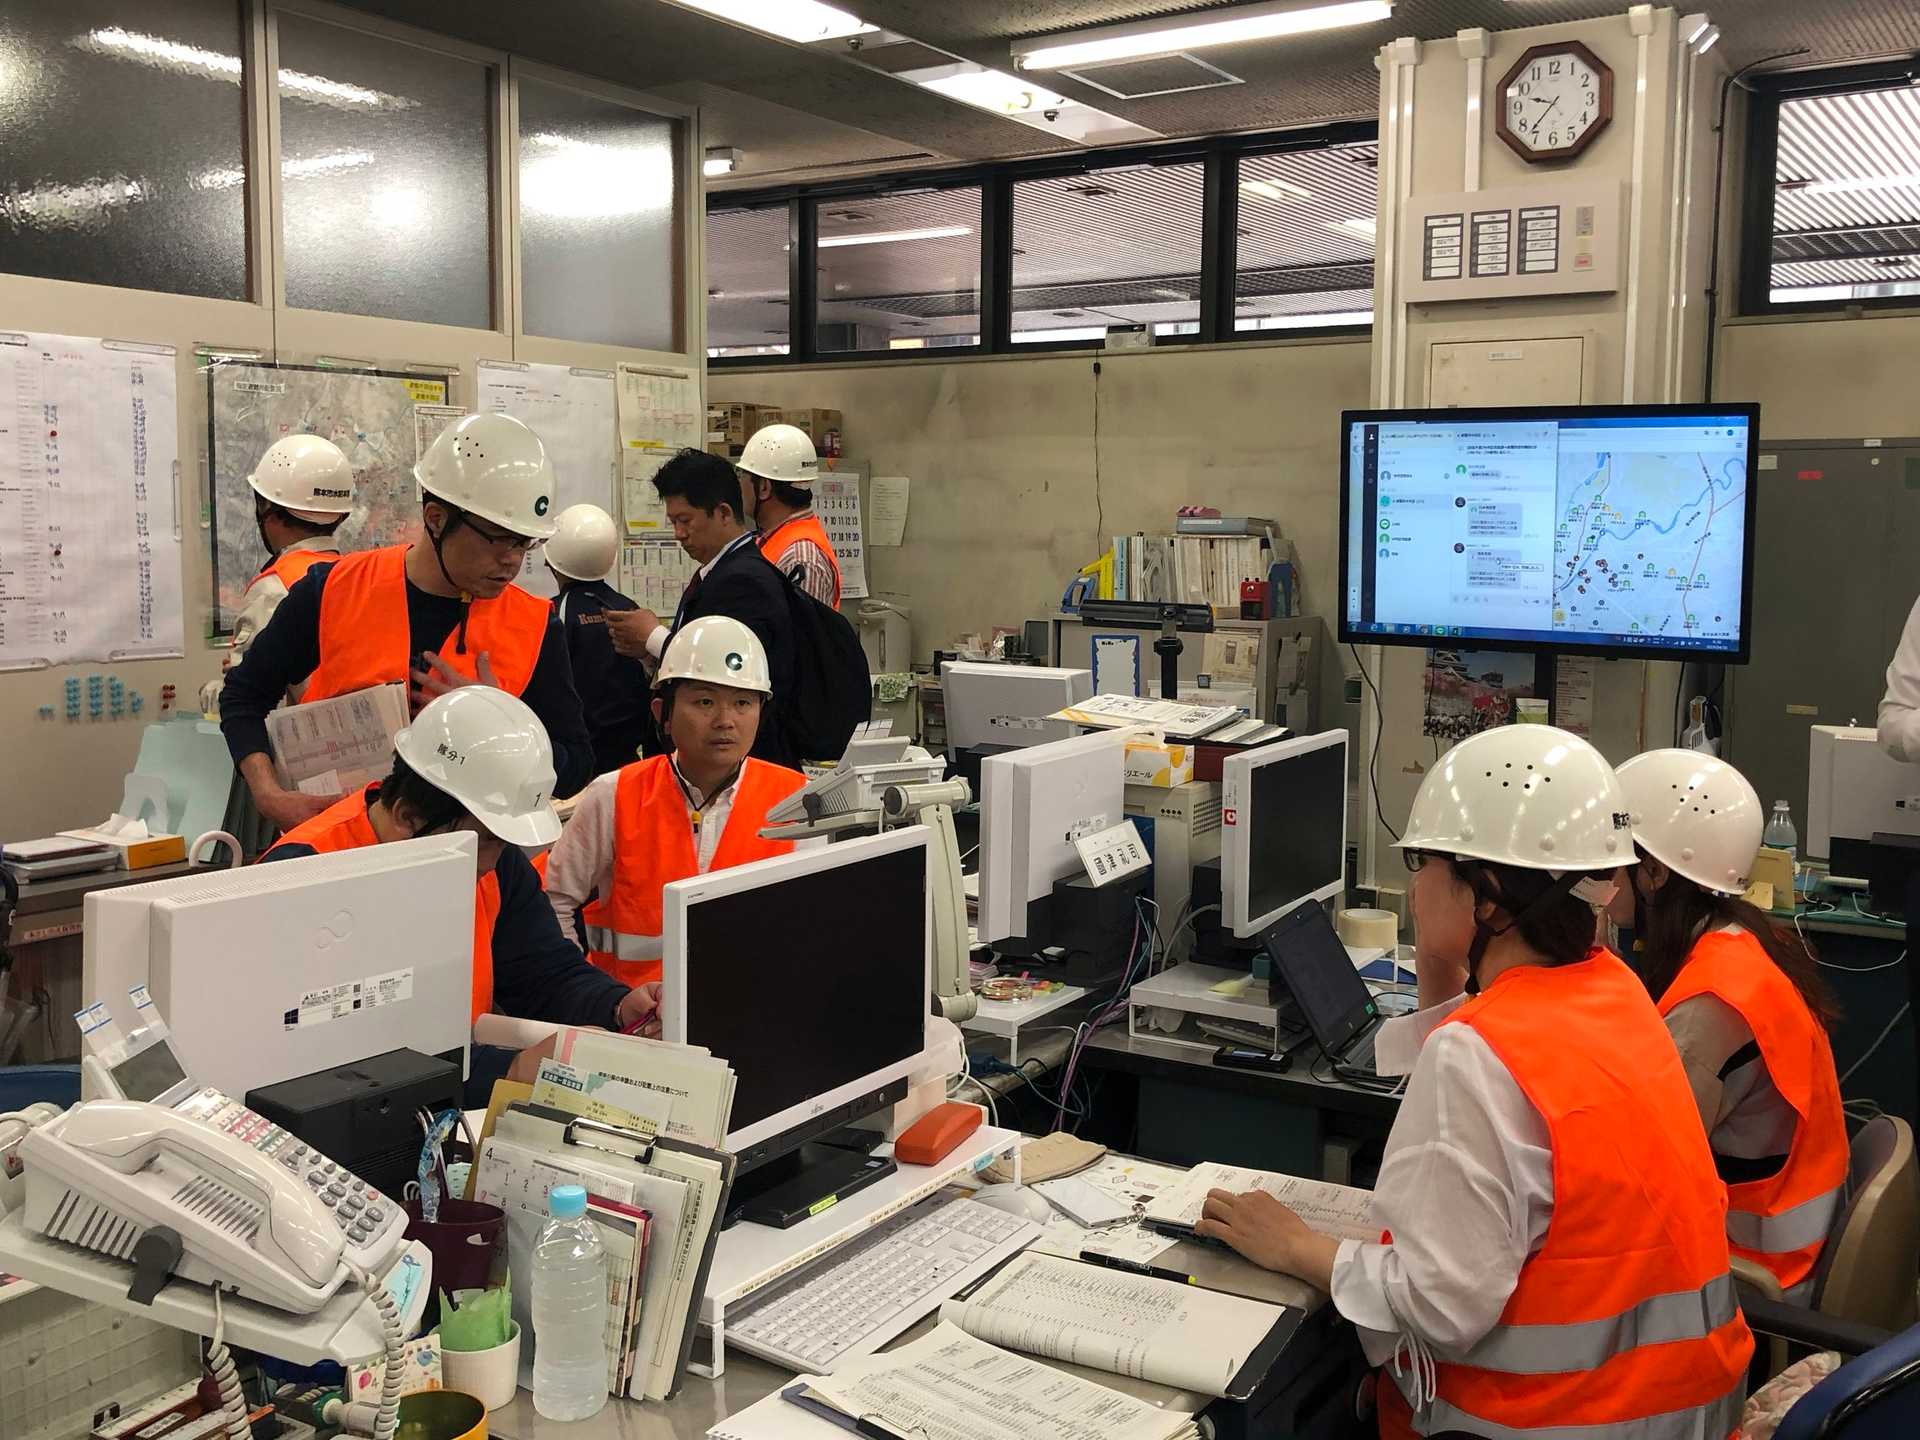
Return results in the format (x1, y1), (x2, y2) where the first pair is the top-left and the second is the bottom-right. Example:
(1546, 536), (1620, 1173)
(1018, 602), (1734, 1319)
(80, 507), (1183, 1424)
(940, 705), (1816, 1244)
(1080, 1029), (1397, 1180)
(488, 1236), (1348, 1440)
(4, 862), (196, 1064)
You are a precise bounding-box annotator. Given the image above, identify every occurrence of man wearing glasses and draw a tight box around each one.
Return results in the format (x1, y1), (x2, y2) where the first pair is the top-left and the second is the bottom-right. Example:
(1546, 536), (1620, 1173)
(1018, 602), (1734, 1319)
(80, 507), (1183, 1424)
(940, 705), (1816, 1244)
(220, 413), (594, 835)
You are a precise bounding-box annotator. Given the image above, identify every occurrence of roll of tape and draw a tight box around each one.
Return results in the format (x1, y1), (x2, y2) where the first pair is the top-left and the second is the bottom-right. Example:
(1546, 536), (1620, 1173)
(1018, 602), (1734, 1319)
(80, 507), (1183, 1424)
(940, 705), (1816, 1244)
(1337, 907), (1400, 952)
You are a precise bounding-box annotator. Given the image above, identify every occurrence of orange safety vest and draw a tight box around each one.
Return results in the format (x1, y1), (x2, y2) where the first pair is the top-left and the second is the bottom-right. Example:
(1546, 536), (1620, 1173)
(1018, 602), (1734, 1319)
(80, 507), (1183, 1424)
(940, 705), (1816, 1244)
(577, 755), (807, 987)
(759, 513), (842, 608)
(264, 783), (500, 1023)
(249, 547), (337, 594)
(1660, 929), (1849, 1295)
(1380, 950), (1751, 1440)
(305, 545), (549, 702)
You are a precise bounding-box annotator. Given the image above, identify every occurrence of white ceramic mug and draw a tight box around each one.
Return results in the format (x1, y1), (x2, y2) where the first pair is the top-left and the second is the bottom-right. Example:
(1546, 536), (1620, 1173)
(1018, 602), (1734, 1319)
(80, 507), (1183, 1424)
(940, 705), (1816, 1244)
(438, 1319), (522, 1412)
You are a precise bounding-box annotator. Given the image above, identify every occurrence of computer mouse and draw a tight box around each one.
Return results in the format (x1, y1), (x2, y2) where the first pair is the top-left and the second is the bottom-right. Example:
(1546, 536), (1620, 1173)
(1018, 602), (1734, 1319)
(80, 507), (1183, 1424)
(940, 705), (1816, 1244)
(969, 1184), (1056, 1225)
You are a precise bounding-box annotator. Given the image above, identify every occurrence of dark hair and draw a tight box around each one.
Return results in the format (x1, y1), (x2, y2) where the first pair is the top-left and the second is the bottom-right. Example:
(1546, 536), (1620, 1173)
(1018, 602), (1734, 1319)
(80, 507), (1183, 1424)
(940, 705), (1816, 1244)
(1449, 858), (1601, 966)
(1635, 863), (1841, 1031)
(379, 753), (467, 835)
(652, 449), (745, 520)
(758, 474), (812, 512)
(258, 496), (347, 538)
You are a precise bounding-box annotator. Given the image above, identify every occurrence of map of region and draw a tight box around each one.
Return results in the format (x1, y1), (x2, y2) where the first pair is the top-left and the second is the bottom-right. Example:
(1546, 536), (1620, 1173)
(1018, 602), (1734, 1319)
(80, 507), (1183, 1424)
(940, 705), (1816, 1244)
(1551, 446), (1747, 646)
(208, 363), (453, 635)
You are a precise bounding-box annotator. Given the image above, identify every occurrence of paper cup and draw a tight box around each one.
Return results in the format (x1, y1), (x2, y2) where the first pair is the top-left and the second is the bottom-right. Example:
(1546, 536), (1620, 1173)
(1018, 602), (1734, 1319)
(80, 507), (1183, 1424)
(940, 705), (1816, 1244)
(437, 1320), (521, 1412)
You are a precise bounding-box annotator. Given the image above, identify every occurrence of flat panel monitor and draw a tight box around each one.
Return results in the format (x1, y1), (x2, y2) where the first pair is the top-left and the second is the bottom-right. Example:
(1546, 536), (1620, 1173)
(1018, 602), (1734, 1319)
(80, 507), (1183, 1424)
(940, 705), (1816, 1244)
(82, 836), (476, 1099)
(660, 828), (930, 1169)
(977, 728), (1132, 945)
(1222, 730), (1348, 938)
(941, 662), (1092, 756)
(1340, 404), (1760, 660)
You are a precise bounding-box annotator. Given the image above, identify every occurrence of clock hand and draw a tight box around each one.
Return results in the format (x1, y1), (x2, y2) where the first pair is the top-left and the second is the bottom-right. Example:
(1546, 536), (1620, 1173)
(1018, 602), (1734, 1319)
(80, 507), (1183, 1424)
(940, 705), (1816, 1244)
(1530, 96), (1562, 137)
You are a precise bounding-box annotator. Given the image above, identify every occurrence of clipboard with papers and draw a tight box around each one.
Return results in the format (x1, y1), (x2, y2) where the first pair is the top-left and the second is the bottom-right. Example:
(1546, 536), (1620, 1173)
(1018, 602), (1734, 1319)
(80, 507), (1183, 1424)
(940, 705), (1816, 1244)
(474, 1103), (734, 1402)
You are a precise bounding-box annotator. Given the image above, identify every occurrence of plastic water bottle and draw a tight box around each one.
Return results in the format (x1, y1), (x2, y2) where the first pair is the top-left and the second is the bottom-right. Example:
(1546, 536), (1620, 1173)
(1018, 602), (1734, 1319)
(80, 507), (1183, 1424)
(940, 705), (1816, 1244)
(1763, 800), (1799, 861)
(532, 1184), (608, 1422)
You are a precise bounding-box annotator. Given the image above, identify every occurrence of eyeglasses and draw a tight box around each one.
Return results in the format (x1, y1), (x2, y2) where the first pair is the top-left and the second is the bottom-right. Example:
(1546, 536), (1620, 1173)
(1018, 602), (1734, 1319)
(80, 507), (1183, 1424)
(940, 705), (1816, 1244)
(460, 514), (541, 557)
(1402, 850), (1433, 874)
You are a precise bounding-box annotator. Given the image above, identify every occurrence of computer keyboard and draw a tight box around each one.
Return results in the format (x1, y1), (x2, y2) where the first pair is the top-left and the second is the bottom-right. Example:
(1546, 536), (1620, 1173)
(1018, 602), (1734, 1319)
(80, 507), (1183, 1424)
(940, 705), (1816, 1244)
(725, 1193), (1040, 1373)
(1196, 1017), (1280, 1050)
(1340, 1026), (1380, 1074)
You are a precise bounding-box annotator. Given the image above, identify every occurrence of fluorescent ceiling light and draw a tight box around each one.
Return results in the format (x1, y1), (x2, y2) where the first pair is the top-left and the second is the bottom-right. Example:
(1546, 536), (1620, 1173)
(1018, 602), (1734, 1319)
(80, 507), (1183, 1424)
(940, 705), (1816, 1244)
(522, 132), (673, 219)
(1794, 172), (1920, 197)
(1013, 0), (1394, 71)
(1681, 13), (1711, 44)
(1330, 216), (1377, 238)
(665, 0), (875, 43)
(198, 150), (373, 191)
(818, 225), (973, 248)
(1240, 177), (1314, 203)
(917, 67), (1067, 115)
(704, 147), (743, 177)
(1694, 24), (1721, 54)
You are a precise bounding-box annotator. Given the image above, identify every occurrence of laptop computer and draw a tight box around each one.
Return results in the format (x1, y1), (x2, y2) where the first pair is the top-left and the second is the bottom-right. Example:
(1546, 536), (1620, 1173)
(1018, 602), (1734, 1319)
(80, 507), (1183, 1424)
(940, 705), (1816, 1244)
(1261, 900), (1384, 1078)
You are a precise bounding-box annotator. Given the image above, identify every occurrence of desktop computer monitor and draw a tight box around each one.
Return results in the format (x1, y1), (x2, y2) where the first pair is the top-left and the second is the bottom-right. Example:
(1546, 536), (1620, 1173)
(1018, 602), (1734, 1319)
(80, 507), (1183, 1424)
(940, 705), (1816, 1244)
(977, 728), (1133, 945)
(1222, 730), (1348, 939)
(1340, 404), (1760, 661)
(82, 835), (477, 1098)
(941, 662), (1092, 757)
(660, 827), (930, 1173)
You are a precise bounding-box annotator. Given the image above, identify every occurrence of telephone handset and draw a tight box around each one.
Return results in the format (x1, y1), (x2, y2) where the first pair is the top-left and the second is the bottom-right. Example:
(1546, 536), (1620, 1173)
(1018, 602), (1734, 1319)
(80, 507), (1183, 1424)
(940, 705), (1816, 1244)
(20, 1094), (405, 1314)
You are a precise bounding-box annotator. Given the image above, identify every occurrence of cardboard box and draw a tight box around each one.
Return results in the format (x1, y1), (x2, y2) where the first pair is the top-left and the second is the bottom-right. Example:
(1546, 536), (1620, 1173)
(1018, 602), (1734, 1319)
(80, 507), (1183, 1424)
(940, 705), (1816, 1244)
(1123, 741), (1195, 789)
(765, 407), (844, 458)
(705, 402), (768, 456)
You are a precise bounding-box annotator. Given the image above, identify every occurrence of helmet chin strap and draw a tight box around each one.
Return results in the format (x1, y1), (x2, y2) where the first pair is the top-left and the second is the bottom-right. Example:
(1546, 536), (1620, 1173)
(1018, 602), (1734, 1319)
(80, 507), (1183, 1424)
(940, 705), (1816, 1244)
(426, 505), (475, 653)
(1464, 866), (1591, 993)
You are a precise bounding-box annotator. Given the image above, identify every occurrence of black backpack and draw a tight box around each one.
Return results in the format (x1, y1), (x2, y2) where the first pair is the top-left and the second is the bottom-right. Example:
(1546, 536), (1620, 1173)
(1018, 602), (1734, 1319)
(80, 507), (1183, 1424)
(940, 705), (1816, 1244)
(775, 576), (871, 762)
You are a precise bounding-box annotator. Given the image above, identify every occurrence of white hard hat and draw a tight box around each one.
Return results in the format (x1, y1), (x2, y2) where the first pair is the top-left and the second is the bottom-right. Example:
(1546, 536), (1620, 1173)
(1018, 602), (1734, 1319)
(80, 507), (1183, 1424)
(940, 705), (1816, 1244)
(392, 687), (562, 848)
(545, 503), (618, 582)
(1616, 749), (1763, 896)
(415, 413), (558, 541)
(249, 435), (355, 522)
(738, 424), (819, 489)
(658, 615), (772, 695)
(1397, 724), (1632, 873)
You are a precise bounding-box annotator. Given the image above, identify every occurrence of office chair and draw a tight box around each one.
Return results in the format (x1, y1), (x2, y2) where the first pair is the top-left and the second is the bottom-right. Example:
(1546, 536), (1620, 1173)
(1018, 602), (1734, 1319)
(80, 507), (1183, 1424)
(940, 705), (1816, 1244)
(1741, 1116), (1920, 1378)
(1756, 1314), (1920, 1439)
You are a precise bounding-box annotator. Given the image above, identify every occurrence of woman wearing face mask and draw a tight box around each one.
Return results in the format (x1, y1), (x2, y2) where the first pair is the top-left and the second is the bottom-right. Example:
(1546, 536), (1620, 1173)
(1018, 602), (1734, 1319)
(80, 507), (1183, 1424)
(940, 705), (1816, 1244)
(1196, 726), (1751, 1439)
(1611, 750), (1846, 1303)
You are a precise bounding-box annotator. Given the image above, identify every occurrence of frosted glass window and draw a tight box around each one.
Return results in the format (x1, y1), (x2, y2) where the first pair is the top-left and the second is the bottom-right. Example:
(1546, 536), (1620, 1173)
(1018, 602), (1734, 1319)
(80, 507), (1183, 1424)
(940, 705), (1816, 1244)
(276, 13), (493, 328)
(0, 0), (248, 298)
(519, 79), (680, 350)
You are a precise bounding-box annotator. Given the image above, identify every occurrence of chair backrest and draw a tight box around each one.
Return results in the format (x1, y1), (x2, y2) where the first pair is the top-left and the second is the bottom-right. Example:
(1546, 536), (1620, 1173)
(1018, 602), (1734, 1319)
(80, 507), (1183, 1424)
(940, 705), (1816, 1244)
(1773, 1319), (1920, 1439)
(1813, 1116), (1920, 1332)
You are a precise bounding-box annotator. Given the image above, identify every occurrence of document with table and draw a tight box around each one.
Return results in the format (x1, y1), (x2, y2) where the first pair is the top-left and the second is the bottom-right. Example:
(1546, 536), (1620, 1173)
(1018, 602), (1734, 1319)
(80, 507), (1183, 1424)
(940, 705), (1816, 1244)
(710, 1322), (1202, 1440)
(938, 1251), (1298, 1399)
(1145, 1161), (1377, 1244)
(265, 683), (409, 796)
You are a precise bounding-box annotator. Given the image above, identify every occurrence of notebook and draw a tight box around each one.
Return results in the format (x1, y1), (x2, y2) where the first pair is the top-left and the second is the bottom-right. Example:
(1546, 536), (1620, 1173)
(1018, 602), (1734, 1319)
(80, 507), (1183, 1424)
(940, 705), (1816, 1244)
(1144, 1161), (1376, 1245)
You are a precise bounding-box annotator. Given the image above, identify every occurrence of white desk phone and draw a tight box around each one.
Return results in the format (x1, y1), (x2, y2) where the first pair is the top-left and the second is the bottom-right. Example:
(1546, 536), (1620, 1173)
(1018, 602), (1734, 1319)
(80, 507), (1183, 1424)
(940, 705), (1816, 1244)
(16, 999), (408, 1314)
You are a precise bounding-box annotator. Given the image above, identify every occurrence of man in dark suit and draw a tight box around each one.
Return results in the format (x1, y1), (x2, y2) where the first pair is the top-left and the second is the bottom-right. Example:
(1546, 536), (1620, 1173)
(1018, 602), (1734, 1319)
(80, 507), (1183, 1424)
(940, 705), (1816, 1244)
(604, 449), (799, 768)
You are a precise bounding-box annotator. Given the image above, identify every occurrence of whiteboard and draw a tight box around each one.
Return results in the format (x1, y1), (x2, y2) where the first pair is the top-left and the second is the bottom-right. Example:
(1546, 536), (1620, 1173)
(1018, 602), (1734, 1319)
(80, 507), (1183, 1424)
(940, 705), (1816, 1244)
(476, 360), (618, 598)
(0, 331), (184, 669)
(207, 363), (451, 635)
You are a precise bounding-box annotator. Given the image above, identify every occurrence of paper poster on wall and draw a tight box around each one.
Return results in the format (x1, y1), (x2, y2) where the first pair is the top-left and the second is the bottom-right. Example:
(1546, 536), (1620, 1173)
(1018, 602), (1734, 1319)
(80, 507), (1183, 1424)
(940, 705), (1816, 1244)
(622, 449), (673, 534)
(414, 403), (467, 461)
(1553, 656), (1597, 737)
(616, 539), (697, 618)
(615, 365), (700, 450)
(1423, 647), (1535, 742)
(477, 361), (618, 598)
(869, 475), (910, 546)
(813, 471), (868, 601)
(1091, 634), (1142, 697)
(208, 362), (449, 636)
(0, 332), (184, 670)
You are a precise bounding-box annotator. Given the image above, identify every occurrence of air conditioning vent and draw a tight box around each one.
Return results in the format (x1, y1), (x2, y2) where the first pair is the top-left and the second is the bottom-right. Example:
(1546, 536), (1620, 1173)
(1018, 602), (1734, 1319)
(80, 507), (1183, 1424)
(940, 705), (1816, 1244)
(1061, 52), (1243, 101)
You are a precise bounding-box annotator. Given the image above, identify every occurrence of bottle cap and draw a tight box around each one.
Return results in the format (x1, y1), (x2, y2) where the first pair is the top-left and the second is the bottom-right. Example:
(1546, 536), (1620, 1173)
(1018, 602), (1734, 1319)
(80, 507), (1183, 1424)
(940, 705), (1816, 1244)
(548, 1183), (587, 1219)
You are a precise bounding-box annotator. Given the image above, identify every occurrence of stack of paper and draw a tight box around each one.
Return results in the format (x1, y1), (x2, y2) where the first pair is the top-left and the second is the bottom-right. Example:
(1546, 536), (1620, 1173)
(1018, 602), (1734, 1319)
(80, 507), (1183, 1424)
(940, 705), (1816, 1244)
(709, 1323), (1201, 1440)
(556, 1030), (737, 1147)
(586, 1196), (653, 1393)
(1049, 694), (1246, 741)
(1144, 1161), (1377, 1244)
(265, 683), (409, 797)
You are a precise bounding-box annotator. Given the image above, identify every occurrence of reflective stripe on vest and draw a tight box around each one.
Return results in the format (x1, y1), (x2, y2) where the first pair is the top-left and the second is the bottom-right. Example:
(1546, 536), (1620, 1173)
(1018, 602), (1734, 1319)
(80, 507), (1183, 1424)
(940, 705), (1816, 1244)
(1659, 928), (1850, 1292)
(579, 755), (807, 987)
(305, 544), (549, 702)
(264, 781), (499, 1022)
(759, 513), (842, 608)
(250, 546), (336, 594)
(1411, 951), (1751, 1436)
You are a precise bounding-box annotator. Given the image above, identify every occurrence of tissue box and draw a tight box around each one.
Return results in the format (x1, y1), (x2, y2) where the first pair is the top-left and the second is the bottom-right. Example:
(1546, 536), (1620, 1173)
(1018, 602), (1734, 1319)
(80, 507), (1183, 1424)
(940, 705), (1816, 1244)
(58, 828), (186, 870)
(1124, 741), (1195, 789)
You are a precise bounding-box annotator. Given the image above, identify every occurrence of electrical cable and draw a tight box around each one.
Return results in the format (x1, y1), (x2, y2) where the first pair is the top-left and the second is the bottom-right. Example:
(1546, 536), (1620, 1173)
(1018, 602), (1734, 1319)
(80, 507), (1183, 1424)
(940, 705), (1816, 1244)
(1840, 1001), (1910, 1088)
(1350, 643), (1401, 842)
(347, 1262), (406, 1440)
(206, 1287), (252, 1440)
(1818, 948), (1907, 975)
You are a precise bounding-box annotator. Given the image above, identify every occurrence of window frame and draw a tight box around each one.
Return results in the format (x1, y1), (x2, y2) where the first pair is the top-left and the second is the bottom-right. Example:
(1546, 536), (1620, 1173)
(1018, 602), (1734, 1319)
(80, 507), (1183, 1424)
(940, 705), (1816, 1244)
(707, 119), (1377, 369)
(1740, 58), (1920, 319)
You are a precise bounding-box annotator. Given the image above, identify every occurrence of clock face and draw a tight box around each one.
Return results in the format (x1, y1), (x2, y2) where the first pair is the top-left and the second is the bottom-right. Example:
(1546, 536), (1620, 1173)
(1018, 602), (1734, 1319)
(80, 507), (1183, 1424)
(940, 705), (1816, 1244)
(1499, 44), (1612, 162)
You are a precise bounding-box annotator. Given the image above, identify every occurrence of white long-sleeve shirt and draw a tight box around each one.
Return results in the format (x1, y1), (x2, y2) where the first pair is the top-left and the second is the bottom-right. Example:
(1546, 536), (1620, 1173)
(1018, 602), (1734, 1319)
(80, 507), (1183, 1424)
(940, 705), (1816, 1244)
(1329, 993), (1555, 1394)
(543, 759), (742, 940)
(1880, 593), (1920, 762)
(201, 536), (335, 712)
